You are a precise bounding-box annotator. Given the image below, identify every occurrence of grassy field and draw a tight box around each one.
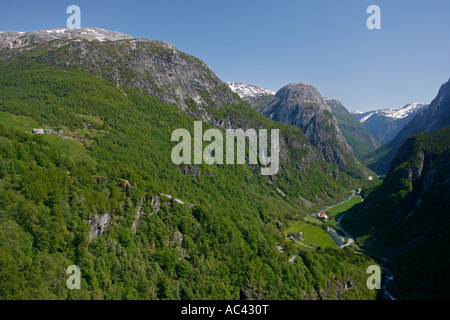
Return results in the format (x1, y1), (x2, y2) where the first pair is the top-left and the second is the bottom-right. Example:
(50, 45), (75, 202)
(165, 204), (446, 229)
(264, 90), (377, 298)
(325, 195), (363, 215)
(284, 220), (337, 248)
(0, 111), (92, 163)
(0, 111), (40, 132)
(303, 215), (322, 226)
(328, 219), (339, 229)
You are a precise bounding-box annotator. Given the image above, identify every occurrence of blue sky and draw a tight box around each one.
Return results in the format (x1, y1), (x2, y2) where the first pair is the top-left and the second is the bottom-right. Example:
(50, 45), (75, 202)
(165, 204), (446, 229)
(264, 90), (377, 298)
(1, 0), (450, 111)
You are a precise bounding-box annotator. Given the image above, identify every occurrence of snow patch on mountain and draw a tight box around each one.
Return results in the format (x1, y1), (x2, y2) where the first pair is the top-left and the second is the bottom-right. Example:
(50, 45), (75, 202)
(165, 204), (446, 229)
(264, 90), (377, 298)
(226, 82), (275, 99)
(379, 102), (428, 119)
(360, 112), (376, 123)
(0, 28), (133, 49)
(353, 102), (428, 123)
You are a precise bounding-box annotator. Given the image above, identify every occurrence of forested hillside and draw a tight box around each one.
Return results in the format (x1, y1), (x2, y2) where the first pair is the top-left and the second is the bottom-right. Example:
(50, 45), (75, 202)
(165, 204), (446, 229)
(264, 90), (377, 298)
(341, 127), (450, 299)
(0, 46), (377, 300)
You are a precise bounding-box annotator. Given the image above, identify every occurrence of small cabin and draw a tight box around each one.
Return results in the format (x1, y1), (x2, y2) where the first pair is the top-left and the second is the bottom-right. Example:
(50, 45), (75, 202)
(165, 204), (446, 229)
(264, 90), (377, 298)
(32, 129), (44, 134)
(318, 212), (328, 220)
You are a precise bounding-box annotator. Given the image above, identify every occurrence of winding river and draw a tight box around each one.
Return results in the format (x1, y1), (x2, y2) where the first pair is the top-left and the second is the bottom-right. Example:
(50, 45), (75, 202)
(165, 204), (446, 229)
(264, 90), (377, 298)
(308, 190), (397, 300)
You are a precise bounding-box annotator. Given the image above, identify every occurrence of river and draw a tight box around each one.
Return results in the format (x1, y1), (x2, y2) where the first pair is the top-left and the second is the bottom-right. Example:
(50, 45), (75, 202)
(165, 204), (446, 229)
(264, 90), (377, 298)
(309, 190), (397, 300)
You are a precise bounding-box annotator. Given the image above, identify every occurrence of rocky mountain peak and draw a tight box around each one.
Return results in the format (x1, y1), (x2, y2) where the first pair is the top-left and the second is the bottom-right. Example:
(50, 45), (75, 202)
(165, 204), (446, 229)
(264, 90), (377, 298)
(274, 82), (325, 106)
(259, 83), (364, 175)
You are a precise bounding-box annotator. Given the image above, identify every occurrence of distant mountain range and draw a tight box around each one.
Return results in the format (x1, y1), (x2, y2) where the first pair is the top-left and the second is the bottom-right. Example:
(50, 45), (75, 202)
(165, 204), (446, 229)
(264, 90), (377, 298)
(352, 103), (429, 145)
(363, 79), (450, 174)
(226, 82), (275, 110)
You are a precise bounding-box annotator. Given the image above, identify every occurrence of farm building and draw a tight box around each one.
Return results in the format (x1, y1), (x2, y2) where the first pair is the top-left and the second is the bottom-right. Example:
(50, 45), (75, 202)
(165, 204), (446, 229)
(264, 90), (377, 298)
(318, 212), (328, 220)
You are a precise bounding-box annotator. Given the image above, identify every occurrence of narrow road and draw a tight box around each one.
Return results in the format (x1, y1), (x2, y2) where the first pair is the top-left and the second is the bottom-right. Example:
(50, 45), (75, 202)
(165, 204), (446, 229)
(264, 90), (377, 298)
(161, 193), (195, 207)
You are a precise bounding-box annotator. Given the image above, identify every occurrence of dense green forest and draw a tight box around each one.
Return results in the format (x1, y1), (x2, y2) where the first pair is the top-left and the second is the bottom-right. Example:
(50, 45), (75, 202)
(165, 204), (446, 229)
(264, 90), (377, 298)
(0, 52), (378, 299)
(341, 127), (450, 299)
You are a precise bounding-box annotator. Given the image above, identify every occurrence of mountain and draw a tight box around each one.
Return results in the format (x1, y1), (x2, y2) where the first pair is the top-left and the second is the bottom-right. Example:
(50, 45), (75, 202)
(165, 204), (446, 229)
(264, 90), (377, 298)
(364, 79), (450, 174)
(259, 83), (367, 177)
(341, 127), (450, 299)
(324, 98), (379, 159)
(353, 103), (428, 145)
(0, 28), (133, 49)
(226, 82), (275, 110)
(0, 29), (377, 300)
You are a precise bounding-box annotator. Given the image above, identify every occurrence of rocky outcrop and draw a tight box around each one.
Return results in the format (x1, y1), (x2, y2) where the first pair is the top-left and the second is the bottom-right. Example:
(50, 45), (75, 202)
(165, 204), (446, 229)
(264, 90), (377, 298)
(88, 212), (111, 240)
(132, 194), (161, 234)
(303, 274), (358, 300)
(172, 230), (183, 247)
(240, 283), (264, 300)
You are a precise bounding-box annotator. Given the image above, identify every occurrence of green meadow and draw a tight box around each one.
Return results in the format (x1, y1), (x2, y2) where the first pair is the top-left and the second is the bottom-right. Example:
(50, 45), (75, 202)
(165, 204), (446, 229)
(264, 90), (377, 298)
(284, 220), (337, 249)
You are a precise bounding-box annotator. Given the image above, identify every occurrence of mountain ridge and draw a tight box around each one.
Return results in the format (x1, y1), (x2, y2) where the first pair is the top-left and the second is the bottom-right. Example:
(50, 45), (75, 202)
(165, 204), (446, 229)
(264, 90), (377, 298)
(0, 28), (134, 49)
(364, 79), (450, 174)
(324, 98), (379, 159)
(353, 102), (429, 145)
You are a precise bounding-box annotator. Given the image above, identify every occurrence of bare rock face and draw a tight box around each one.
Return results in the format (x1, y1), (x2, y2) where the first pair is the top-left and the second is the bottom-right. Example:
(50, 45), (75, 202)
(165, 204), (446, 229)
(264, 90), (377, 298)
(259, 83), (359, 171)
(172, 230), (183, 247)
(0, 29), (239, 112)
(132, 195), (161, 234)
(0, 28), (336, 176)
(88, 212), (111, 240)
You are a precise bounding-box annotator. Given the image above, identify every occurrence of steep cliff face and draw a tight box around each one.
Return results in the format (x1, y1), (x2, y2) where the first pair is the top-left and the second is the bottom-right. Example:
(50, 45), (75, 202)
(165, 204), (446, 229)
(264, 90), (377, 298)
(0, 28), (240, 112)
(259, 83), (364, 176)
(325, 98), (379, 159)
(88, 212), (111, 240)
